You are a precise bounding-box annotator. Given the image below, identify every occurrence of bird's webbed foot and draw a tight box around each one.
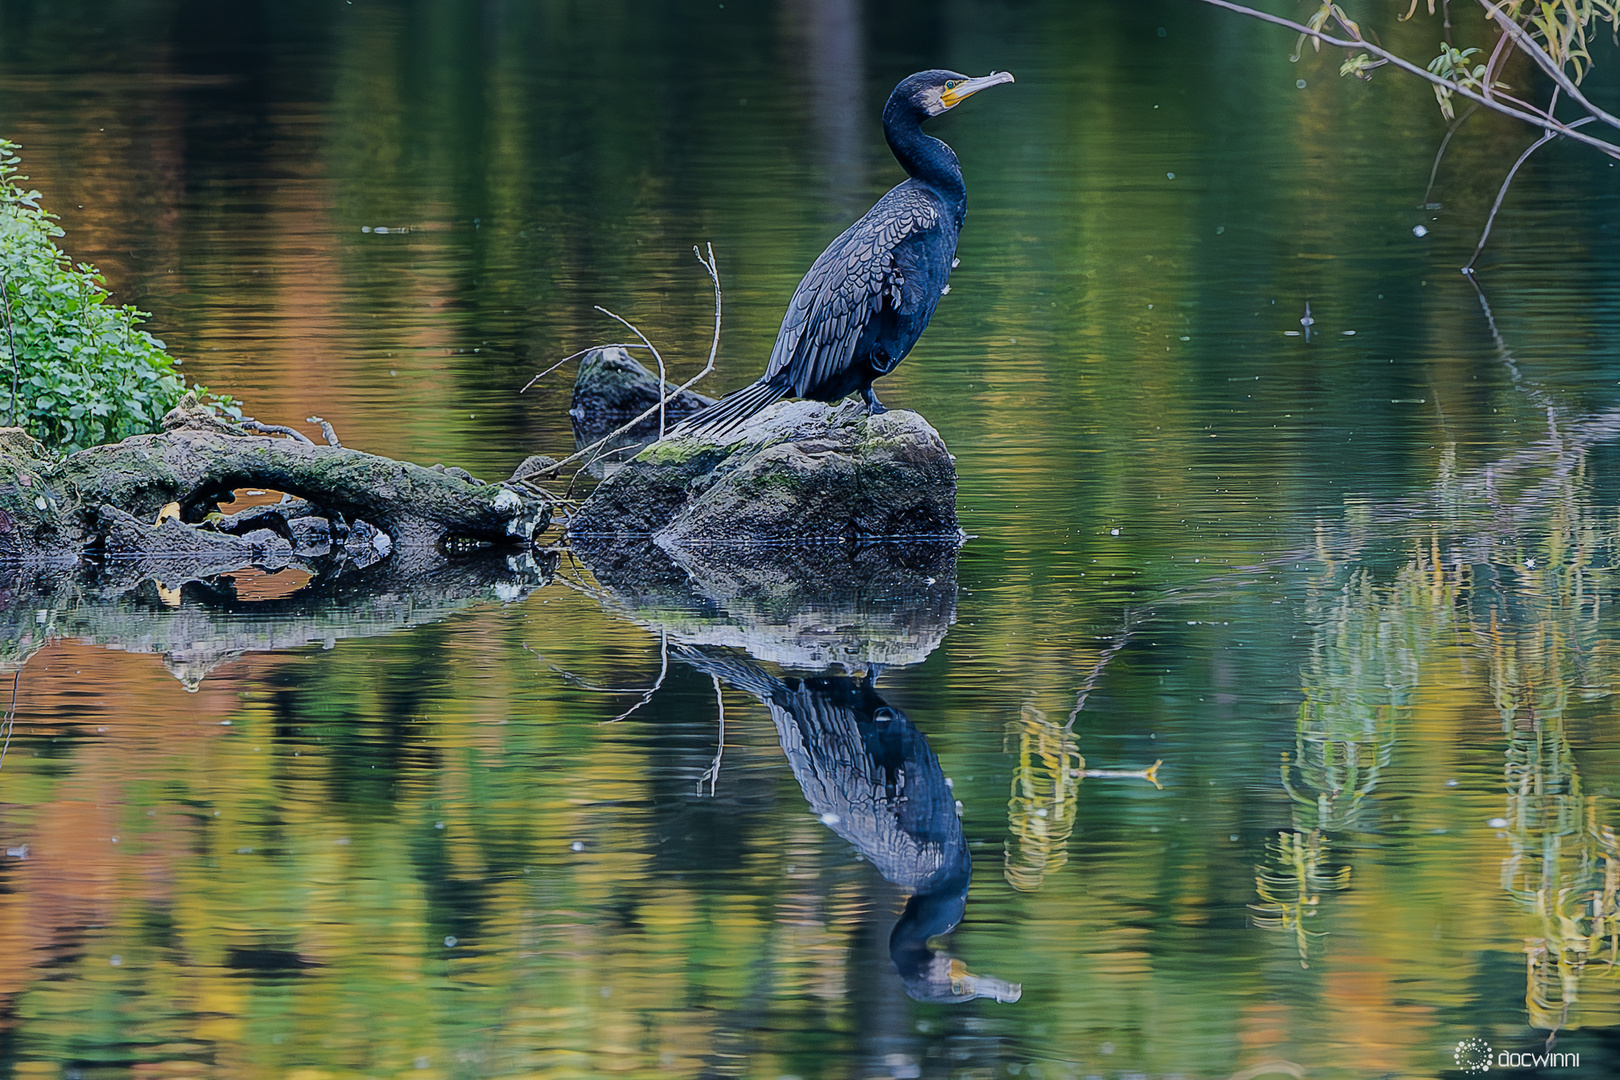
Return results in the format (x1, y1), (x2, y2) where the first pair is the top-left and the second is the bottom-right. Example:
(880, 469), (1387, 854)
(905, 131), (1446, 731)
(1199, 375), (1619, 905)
(862, 387), (888, 416)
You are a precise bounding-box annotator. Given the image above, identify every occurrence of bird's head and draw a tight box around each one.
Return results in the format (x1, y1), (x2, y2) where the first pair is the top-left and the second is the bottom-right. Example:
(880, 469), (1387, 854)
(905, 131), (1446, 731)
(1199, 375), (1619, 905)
(888, 68), (1015, 121)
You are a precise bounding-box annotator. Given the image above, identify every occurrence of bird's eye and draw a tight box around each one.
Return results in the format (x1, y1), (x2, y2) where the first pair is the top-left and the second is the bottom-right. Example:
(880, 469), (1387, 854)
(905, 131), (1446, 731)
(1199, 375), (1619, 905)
(944, 80), (960, 90)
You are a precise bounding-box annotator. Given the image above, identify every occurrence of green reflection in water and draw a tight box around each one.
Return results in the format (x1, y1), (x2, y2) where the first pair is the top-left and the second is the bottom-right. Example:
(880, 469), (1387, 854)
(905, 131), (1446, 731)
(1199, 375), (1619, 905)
(3, 0), (1620, 1077)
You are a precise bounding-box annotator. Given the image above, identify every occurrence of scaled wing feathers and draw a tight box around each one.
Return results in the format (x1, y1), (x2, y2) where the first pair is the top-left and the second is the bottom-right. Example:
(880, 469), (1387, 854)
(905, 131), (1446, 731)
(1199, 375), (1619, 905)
(766, 191), (940, 397)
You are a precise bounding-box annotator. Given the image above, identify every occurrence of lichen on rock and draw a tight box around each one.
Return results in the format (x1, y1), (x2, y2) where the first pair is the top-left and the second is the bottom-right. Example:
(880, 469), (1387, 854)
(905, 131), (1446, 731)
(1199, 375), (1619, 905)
(568, 399), (961, 544)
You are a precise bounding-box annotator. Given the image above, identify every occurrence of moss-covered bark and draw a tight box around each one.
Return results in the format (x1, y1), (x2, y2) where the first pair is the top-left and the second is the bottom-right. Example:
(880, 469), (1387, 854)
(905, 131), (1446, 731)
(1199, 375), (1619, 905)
(0, 403), (551, 564)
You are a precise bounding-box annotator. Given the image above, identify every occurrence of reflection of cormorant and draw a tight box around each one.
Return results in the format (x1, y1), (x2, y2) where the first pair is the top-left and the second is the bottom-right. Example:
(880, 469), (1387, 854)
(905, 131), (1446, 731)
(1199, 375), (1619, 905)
(680, 648), (1020, 1004)
(675, 69), (1014, 434)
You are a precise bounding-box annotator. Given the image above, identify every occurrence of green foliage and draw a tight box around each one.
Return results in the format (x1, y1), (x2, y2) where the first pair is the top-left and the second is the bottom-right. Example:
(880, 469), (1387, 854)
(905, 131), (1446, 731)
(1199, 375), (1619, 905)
(0, 139), (236, 454)
(1326, 1), (1619, 119)
(1426, 45), (1490, 121)
(1494, 0), (1620, 84)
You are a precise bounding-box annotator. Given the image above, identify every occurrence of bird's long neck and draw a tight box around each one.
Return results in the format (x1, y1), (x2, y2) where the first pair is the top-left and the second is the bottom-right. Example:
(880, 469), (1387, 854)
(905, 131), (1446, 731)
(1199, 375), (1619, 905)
(883, 107), (965, 211)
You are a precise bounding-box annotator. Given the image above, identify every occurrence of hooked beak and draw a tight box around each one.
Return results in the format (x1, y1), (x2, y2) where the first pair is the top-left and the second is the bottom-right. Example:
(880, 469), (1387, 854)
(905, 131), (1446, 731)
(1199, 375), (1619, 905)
(940, 70), (1015, 110)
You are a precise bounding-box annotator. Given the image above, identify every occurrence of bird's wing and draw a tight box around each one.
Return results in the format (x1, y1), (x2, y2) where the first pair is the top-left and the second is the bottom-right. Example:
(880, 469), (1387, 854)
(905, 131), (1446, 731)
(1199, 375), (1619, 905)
(766, 191), (941, 397)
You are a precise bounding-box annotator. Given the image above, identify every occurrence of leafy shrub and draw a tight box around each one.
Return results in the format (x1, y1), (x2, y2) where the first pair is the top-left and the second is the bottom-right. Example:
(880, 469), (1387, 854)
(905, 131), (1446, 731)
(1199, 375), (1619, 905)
(0, 138), (235, 454)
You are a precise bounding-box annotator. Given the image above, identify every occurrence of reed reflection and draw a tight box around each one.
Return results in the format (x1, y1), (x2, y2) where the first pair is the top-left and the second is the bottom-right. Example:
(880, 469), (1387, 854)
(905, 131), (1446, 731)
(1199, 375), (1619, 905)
(678, 646), (1020, 1004)
(1259, 388), (1620, 1039)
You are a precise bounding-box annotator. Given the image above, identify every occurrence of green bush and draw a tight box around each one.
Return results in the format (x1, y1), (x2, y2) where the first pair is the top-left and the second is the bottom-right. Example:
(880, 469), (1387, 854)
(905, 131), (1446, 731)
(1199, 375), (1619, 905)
(0, 138), (235, 454)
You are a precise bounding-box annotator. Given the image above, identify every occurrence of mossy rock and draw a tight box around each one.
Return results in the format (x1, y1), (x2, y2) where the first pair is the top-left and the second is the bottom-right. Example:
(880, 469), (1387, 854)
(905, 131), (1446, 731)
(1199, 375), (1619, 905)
(568, 399), (960, 543)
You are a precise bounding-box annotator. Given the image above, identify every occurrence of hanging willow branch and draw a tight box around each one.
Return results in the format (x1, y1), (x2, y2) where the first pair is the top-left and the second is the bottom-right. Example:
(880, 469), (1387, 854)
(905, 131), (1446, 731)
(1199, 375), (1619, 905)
(1191, 0), (1620, 268)
(1190, 0), (1620, 156)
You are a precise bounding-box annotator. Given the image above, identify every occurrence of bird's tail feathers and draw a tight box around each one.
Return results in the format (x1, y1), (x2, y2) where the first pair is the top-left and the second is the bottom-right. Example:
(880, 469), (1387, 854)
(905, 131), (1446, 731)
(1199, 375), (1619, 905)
(670, 377), (789, 438)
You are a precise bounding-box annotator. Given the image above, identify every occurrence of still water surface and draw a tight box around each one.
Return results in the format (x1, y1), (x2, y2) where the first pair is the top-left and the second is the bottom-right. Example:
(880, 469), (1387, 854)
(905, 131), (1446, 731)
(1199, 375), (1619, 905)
(4, 1), (1620, 1077)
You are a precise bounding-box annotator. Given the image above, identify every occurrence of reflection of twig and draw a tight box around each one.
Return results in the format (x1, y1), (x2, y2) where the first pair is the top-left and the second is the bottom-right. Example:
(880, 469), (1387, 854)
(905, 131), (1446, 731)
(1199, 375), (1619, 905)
(521, 623), (671, 722)
(605, 630), (669, 724)
(0, 672), (18, 771)
(546, 550), (614, 604)
(1065, 611), (1143, 731)
(1078, 760), (1163, 789)
(698, 675), (724, 795)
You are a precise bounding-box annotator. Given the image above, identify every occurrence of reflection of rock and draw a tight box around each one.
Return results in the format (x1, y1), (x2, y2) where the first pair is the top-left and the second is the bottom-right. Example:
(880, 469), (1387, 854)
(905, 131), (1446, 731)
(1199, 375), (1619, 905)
(679, 647), (1019, 1005)
(569, 400), (960, 544)
(572, 535), (957, 671)
(0, 550), (553, 689)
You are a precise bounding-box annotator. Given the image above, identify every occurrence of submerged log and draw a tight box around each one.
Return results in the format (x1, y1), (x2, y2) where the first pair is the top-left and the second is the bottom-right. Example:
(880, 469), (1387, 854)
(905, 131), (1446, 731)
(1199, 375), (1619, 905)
(0, 399), (552, 567)
(569, 399), (961, 544)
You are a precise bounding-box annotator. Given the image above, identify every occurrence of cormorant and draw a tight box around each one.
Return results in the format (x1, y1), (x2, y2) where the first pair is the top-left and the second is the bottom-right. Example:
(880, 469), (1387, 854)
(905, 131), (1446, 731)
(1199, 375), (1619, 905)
(677, 646), (1021, 1004)
(675, 68), (1014, 435)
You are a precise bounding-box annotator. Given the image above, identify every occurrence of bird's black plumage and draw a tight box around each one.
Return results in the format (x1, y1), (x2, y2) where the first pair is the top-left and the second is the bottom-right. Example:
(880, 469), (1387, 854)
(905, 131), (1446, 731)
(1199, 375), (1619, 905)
(676, 646), (1022, 1004)
(676, 68), (1013, 435)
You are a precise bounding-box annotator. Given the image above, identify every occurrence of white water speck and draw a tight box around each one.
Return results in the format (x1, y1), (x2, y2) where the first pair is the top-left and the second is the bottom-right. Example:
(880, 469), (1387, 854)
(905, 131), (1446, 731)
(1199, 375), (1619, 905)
(819, 813), (841, 826)
(1488, 817), (1509, 828)
(1413, 224), (1429, 237)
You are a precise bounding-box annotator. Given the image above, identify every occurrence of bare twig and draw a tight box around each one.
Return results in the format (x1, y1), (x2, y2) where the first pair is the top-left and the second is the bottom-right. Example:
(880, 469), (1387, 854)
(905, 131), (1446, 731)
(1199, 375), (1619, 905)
(1423, 101), (1480, 205)
(1189, 0), (1620, 159)
(594, 307), (669, 439)
(521, 343), (652, 394)
(0, 267), (19, 427)
(237, 419), (315, 444)
(542, 244), (724, 478)
(307, 416), (342, 447)
(1464, 114), (1598, 272)
(1480, 21), (1517, 101)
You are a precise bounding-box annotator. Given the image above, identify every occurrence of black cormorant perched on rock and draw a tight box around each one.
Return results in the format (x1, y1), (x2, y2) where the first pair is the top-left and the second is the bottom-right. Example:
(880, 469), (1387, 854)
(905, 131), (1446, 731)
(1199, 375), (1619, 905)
(675, 68), (1014, 435)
